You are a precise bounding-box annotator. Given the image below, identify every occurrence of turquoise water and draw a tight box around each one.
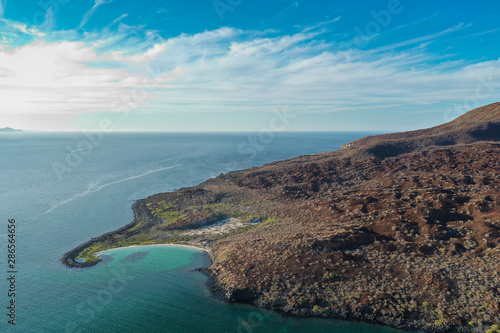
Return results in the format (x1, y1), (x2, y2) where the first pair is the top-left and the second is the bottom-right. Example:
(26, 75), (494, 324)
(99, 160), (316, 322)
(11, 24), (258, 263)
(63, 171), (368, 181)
(0, 132), (410, 332)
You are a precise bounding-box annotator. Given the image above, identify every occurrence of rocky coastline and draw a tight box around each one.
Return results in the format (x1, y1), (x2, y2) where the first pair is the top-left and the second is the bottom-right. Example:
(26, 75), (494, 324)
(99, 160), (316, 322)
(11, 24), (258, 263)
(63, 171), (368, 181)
(62, 103), (500, 333)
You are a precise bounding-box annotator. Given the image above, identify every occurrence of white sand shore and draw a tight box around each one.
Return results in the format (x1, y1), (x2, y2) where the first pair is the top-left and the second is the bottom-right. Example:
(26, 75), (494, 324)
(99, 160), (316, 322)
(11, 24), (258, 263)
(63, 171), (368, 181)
(96, 243), (208, 257)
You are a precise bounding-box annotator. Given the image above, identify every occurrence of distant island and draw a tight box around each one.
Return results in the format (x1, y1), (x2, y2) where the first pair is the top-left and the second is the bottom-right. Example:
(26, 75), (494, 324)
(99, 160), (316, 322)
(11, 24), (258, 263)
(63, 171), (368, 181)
(63, 103), (500, 333)
(0, 127), (23, 132)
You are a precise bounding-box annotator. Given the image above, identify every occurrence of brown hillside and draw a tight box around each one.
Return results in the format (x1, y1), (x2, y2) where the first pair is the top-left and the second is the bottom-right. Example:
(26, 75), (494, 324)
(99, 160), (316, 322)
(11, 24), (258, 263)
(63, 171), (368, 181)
(341, 102), (500, 158)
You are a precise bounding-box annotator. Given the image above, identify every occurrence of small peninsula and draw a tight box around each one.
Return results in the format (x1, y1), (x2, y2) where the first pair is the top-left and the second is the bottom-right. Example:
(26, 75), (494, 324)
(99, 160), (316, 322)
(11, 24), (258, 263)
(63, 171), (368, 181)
(63, 103), (500, 333)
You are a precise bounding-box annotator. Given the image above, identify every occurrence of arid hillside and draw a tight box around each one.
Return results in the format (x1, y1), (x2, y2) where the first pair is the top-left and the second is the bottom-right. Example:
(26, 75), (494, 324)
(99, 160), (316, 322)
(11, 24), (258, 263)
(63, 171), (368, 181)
(341, 102), (500, 158)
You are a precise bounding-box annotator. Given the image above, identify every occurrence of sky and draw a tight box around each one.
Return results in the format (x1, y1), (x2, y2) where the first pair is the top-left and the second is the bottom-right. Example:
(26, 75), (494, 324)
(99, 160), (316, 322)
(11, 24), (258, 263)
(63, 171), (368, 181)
(0, 0), (499, 132)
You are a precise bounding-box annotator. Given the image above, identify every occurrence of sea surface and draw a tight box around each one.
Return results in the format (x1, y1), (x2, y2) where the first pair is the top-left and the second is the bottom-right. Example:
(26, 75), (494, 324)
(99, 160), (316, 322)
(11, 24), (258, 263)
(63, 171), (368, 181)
(0, 132), (417, 333)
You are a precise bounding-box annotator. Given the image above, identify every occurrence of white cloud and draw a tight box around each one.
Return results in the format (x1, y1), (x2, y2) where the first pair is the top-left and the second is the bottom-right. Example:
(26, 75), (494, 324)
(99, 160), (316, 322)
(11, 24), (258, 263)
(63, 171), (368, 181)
(41, 6), (55, 31)
(228, 32), (315, 56)
(80, 0), (114, 29)
(1, 25), (499, 125)
(137, 28), (500, 114)
(302, 17), (342, 33)
(0, 40), (155, 114)
(110, 13), (128, 27)
(0, 35), (8, 47)
(370, 23), (469, 53)
(15, 24), (29, 34)
(108, 42), (168, 64)
(14, 23), (45, 36)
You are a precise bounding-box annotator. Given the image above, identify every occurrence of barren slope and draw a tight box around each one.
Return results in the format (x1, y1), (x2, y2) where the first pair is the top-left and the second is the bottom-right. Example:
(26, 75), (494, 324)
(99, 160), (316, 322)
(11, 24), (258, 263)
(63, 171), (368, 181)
(341, 102), (500, 158)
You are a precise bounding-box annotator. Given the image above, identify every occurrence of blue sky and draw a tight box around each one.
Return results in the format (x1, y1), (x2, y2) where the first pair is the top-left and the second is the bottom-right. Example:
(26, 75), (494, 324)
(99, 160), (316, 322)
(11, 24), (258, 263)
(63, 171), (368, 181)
(0, 0), (499, 131)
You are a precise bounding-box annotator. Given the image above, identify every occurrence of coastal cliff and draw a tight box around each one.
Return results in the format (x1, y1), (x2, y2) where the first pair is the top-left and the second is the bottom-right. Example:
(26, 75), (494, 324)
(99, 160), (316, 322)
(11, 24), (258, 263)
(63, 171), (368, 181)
(63, 103), (500, 332)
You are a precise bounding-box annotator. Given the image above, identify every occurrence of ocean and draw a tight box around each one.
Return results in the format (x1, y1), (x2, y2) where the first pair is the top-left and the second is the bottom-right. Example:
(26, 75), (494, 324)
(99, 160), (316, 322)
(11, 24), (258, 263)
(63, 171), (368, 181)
(0, 132), (413, 333)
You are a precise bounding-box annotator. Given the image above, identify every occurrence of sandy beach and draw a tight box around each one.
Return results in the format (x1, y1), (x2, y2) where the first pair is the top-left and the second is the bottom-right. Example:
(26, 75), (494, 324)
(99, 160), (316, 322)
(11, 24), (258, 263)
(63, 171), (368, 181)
(96, 243), (209, 257)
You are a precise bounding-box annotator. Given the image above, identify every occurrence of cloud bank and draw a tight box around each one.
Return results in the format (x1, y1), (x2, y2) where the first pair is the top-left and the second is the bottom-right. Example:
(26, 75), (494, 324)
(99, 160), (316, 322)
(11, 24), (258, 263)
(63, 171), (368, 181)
(0, 19), (499, 127)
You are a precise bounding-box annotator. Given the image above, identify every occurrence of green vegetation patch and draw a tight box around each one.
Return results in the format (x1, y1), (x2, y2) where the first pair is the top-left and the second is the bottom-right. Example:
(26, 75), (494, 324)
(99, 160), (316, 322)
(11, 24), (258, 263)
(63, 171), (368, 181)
(204, 203), (263, 221)
(323, 271), (336, 281)
(76, 242), (106, 263)
(262, 217), (280, 224)
(75, 234), (159, 263)
(148, 201), (186, 225)
(420, 303), (448, 328)
(128, 218), (143, 231)
(486, 325), (500, 333)
(312, 305), (329, 314)
(111, 234), (156, 248)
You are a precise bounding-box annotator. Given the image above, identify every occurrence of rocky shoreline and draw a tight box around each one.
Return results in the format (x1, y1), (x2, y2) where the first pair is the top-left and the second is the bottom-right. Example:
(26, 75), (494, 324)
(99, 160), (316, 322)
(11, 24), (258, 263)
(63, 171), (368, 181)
(207, 267), (491, 333)
(62, 104), (500, 333)
(61, 202), (145, 267)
